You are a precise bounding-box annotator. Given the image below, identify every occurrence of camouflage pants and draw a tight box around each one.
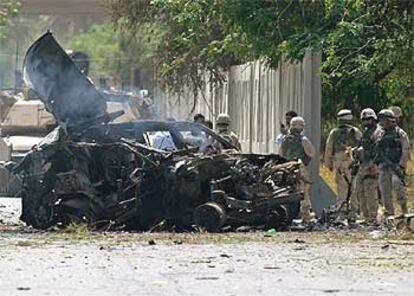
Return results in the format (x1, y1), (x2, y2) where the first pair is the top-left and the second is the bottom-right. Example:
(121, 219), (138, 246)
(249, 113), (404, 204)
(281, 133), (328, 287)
(300, 165), (312, 221)
(354, 163), (378, 221)
(333, 153), (358, 219)
(378, 166), (408, 216)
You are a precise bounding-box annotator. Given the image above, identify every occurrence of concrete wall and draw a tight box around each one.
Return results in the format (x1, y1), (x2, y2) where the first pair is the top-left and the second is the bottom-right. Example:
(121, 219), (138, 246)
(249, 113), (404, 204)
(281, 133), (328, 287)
(156, 50), (335, 215)
(159, 50), (320, 155)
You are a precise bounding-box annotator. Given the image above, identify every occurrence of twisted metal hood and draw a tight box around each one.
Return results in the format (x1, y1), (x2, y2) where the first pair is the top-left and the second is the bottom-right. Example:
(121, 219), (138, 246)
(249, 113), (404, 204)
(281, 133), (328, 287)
(23, 32), (107, 128)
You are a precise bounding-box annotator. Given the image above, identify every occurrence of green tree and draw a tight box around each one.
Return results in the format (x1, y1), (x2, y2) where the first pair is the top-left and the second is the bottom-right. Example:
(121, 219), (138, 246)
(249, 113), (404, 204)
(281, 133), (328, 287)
(107, 0), (414, 123)
(69, 23), (133, 85)
(0, 1), (20, 87)
(217, 0), (414, 118)
(0, 1), (20, 38)
(68, 22), (164, 88)
(107, 0), (248, 93)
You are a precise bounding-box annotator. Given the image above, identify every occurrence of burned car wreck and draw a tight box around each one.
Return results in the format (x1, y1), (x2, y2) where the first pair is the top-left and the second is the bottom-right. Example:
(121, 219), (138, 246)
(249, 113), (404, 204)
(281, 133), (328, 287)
(16, 32), (304, 231)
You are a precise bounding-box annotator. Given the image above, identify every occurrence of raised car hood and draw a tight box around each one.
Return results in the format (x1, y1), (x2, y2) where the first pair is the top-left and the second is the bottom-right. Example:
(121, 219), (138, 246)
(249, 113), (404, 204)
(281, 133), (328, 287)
(23, 32), (107, 128)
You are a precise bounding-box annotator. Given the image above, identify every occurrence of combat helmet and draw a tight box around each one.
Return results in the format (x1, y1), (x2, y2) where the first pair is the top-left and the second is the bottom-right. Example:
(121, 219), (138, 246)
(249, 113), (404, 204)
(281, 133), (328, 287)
(216, 113), (231, 126)
(389, 106), (402, 118)
(290, 116), (305, 130)
(337, 109), (353, 123)
(360, 108), (377, 120)
(377, 109), (396, 123)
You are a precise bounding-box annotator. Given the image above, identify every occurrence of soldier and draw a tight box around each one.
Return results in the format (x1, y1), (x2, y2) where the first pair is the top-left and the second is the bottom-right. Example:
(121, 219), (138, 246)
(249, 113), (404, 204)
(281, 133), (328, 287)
(324, 109), (362, 220)
(353, 108), (379, 222)
(204, 120), (213, 130)
(275, 110), (298, 146)
(389, 105), (411, 181)
(193, 113), (206, 125)
(374, 109), (410, 217)
(280, 116), (315, 222)
(215, 113), (241, 150)
(389, 106), (403, 127)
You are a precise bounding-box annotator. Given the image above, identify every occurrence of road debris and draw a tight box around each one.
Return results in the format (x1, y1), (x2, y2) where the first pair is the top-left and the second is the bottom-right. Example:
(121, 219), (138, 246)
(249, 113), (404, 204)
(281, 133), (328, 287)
(264, 228), (277, 237)
(386, 214), (414, 233)
(290, 238), (306, 244)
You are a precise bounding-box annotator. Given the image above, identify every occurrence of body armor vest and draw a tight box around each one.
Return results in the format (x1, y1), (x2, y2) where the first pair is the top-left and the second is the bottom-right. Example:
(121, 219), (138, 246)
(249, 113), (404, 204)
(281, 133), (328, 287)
(360, 125), (376, 162)
(281, 133), (311, 165)
(332, 125), (358, 154)
(375, 128), (402, 165)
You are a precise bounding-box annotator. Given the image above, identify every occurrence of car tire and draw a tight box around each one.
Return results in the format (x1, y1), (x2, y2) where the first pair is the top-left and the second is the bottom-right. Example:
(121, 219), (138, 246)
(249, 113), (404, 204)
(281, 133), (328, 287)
(194, 202), (226, 231)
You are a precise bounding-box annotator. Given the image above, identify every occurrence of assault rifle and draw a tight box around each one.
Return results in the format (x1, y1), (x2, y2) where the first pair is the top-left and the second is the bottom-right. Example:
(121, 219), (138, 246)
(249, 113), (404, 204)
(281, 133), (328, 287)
(320, 146), (357, 224)
(349, 147), (362, 177)
(320, 166), (354, 225)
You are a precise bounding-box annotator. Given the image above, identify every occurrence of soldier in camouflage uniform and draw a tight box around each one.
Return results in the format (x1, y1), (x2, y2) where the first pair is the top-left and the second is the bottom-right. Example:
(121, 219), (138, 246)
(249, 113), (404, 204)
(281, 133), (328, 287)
(388, 106), (411, 196)
(275, 110), (298, 147)
(353, 108), (379, 222)
(280, 117), (315, 222)
(215, 113), (242, 150)
(324, 110), (362, 220)
(389, 106), (403, 127)
(374, 109), (410, 217)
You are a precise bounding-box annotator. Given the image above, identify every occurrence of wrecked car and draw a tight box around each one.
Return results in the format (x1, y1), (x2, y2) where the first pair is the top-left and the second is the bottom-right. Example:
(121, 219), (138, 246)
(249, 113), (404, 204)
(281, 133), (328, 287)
(16, 32), (304, 231)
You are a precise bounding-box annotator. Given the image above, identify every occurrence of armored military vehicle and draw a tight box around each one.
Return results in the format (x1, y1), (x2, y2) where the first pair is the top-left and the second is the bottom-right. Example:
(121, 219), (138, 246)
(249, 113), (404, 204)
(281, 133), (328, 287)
(0, 89), (152, 197)
(0, 45), (155, 197)
(0, 90), (56, 196)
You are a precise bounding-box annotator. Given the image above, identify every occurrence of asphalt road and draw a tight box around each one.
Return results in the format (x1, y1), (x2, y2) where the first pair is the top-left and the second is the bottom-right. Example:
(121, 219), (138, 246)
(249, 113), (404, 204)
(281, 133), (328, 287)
(0, 198), (413, 296)
(0, 197), (21, 225)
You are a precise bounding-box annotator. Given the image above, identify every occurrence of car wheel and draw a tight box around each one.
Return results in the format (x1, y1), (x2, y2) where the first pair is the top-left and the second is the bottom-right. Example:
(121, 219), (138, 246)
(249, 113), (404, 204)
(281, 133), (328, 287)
(194, 202), (226, 231)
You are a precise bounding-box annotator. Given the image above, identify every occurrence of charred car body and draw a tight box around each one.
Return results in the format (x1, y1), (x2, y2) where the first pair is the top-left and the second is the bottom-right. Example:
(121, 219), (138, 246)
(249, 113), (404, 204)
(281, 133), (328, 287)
(16, 33), (304, 231)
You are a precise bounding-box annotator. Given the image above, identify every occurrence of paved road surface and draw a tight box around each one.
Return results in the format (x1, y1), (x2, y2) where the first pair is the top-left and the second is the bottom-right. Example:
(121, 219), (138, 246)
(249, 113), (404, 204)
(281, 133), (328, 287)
(0, 198), (413, 296)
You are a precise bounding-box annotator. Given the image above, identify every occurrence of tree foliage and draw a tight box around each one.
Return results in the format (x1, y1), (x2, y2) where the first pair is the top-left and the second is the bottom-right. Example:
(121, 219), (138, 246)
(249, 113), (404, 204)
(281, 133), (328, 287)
(0, 1), (20, 87)
(107, 0), (414, 121)
(107, 0), (249, 93)
(0, 1), (20, 38)
(69, 23), (137, 85)
(68, 22), (164, 88)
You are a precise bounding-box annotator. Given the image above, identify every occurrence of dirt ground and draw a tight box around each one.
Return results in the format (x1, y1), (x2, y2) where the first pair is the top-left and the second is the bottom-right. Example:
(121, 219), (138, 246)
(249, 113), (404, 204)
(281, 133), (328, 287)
(0, 198), (414, 296)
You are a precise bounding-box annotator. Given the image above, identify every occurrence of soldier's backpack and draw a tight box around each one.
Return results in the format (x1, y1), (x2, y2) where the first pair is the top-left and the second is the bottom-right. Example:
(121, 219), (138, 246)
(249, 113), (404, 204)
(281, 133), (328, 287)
(332, 125), (358, 154)
(281, 133), (311, 166)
